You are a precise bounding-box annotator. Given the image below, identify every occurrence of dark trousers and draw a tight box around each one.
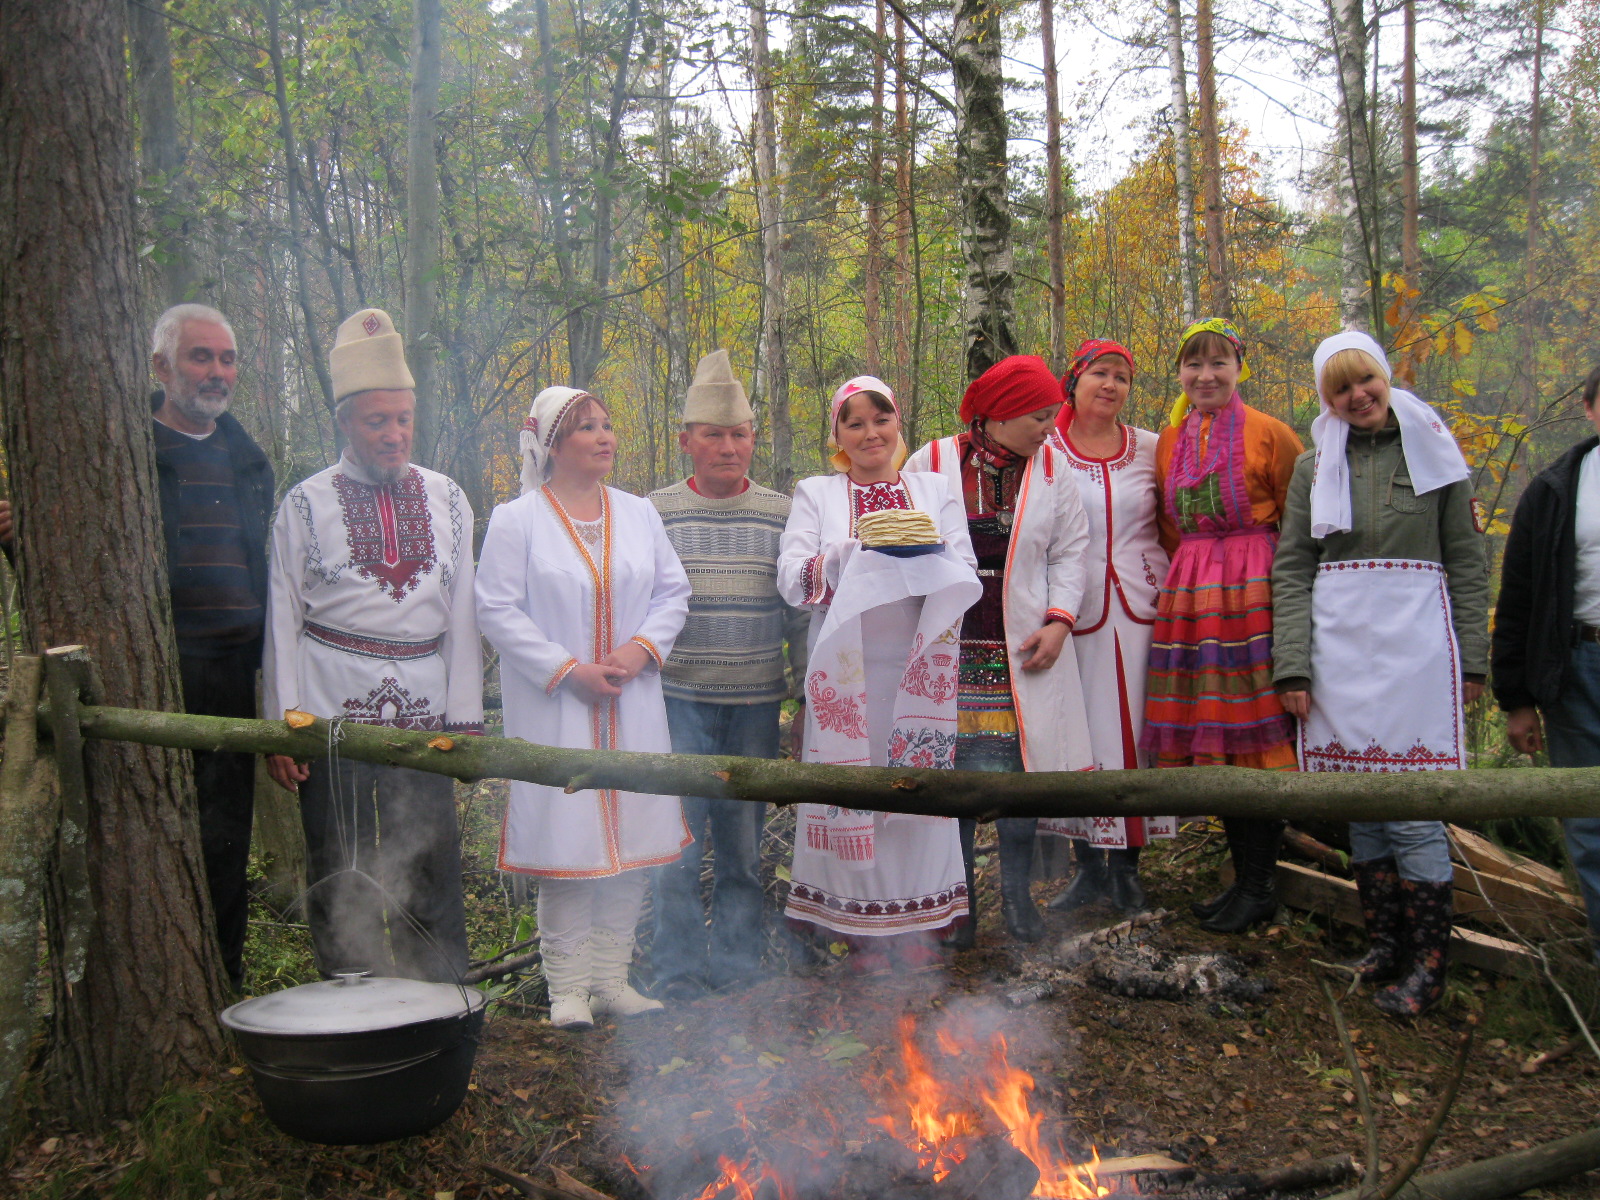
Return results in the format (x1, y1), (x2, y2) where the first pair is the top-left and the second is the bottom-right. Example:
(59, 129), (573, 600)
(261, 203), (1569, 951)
(179, 647), (259, 991)
(300, 757), (469, 982)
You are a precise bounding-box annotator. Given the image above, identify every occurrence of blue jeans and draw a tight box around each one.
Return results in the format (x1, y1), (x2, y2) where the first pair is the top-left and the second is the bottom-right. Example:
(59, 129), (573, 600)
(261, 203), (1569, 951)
(652, 698), (779, 988)
(1540, 640), (1600, 959)
(1350, 821), (1453, 883)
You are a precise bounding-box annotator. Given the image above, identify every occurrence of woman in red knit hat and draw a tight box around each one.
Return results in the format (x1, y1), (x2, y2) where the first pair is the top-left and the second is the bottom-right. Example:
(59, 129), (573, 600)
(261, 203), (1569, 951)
(906, 354), (1096, 947)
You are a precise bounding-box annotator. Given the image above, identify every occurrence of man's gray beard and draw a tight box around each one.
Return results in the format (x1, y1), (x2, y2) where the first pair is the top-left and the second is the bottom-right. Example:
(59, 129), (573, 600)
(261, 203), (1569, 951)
(169, 388), (229, 425)
(357, 457), (410, 485)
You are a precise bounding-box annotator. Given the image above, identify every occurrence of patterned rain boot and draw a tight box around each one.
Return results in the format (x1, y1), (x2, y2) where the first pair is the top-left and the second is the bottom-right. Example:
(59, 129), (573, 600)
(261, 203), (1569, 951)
(1374, 878), (1453, 1018)
(1106, 847), (1148, 914)
(1343, 857), (1404, 983)
(1201, 819), (1285, 934)
(941, 818), (979, 950)
(1049, 840), (1110, 912)
(540, 939), (594, 1031)
(588, 929), (665, 1019)
(998, 818), (1046, 942)
(1191, 820), (1249, 920)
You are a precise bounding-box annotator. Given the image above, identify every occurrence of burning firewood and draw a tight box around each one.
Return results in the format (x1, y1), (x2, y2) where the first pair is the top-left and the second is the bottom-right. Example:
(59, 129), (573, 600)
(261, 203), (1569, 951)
(937, 1133), (1041, 1200)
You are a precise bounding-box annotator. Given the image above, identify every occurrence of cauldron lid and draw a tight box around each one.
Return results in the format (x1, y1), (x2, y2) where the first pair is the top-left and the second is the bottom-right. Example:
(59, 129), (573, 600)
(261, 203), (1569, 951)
(220, 972), (486, 1035)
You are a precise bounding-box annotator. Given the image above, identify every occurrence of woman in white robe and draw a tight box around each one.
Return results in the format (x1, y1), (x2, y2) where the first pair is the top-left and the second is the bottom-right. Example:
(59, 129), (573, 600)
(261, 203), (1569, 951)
(1048, 339), (1176, 913)
(777, 376), (979, 969)
(477, 387), (691, 1029)
(905, 354), (1096, 947)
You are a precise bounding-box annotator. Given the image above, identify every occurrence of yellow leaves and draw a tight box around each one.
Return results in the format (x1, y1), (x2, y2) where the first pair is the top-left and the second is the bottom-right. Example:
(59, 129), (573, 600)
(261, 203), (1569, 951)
(1454, 323), (1475, 357)
(1503, 419), (1528, 439)
(1477, 308), (1501, 333)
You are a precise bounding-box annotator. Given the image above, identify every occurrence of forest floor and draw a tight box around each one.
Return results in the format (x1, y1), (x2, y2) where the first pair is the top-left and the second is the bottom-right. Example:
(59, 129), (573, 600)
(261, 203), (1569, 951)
(7, 783), (1600, 1200)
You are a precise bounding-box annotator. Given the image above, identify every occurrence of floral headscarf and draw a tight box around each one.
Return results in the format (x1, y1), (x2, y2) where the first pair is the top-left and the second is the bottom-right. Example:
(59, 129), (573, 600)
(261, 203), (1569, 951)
(1169, 318), (1252, 427)
(1058, 338), (1135, 432)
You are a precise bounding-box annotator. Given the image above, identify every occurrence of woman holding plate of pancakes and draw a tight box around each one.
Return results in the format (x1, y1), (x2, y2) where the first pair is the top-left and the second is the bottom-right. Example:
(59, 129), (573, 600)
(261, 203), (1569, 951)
(777, 376), (980, 969)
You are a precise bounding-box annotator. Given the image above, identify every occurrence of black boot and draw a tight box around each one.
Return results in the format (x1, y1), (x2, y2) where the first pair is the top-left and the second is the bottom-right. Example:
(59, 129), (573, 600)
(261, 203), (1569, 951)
(1344, 856), (1404, 983)
(1106, 847), (1147, 913)
(1048, 840), (1109, 912)
(1200, 819), (1284, 934)
(941, 817), (978, 951)
(998, 818), (1046, 942)
(1191, 820), (1249, 919)
(1374, 878), (1453, 1017)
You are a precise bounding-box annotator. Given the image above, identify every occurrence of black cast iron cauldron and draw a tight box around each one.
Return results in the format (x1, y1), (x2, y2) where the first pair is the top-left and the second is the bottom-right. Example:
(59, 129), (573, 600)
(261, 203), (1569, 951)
(220, 971), (487, 1145)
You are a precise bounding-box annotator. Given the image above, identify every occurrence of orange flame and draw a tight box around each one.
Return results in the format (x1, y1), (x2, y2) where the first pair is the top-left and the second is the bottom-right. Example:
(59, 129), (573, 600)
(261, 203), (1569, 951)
(976, 1033), (1110, 1198)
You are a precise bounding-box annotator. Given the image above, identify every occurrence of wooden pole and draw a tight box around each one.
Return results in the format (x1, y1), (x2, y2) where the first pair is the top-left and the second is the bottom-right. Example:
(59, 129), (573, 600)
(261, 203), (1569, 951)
(52, 704), (1600, 823)
(1321, 1124), (1600, 1200)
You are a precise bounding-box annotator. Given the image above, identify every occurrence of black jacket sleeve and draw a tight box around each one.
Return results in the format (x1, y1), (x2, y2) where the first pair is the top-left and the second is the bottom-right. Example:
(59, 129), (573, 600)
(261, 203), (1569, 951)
(1491, 479), (1543, 712)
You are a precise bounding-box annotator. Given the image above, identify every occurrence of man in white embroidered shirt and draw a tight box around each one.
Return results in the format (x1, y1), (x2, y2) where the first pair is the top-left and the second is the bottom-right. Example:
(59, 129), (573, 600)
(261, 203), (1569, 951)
(263, 308), (483, 982)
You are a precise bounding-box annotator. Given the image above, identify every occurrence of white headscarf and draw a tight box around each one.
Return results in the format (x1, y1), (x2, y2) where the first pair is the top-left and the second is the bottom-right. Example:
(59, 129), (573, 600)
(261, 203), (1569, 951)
(1308, 331), (1470, 539)
(826, 375), (909, 474)
(520, 386), (596, 495)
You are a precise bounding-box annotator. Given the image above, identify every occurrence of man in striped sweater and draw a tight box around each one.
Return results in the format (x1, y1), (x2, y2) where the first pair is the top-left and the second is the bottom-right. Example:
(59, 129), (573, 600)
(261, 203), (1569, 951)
(648, 351), (806, 1003)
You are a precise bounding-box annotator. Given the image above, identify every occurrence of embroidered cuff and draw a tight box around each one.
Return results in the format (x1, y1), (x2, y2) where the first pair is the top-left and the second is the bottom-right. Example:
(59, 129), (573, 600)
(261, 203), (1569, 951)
(630, 636), (664, 668)
(800, 553), (830, 606)
(1045, 608), (1075, 627)
(444, 722), (486, 736)
(546, 658), (578, 696)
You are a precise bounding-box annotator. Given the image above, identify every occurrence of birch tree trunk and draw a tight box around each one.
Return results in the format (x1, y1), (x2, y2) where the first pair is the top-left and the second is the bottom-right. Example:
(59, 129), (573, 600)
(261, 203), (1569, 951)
(1041, 0), (1068, 373)
(1165, 0), (1200, 326)
(1397, 0), (1421, 381)
(0, 0), (226, 1125)
(953, 0), (1017, 381)
(1195, 0), (1232, 319)
(751, 0), (793, 490)
(1331, 0), (1376, 331)
(1520, 0), (1547, 416)
(127, 0), (197, 305)
(405, 0), (443, 465)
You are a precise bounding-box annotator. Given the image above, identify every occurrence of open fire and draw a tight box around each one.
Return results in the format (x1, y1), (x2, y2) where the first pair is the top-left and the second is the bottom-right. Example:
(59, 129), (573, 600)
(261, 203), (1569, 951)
(645, 1013), (1116, 1200)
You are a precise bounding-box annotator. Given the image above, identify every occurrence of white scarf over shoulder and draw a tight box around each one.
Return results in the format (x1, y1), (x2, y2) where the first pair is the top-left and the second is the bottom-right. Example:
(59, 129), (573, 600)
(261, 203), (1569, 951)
(1308, 331), (1470, 539)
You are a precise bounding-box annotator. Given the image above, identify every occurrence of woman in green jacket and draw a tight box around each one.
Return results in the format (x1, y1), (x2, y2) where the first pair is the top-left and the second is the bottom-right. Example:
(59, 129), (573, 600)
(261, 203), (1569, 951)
(1272, 330), (1488, 1017)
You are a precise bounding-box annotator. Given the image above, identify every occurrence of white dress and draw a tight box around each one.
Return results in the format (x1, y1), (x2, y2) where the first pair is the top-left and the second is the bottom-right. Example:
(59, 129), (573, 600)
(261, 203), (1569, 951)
(1053, 424), (1177, 847)
(264, 454), (483, 733)
(476, 485), (693, 877)
(776, 472), (979, 937)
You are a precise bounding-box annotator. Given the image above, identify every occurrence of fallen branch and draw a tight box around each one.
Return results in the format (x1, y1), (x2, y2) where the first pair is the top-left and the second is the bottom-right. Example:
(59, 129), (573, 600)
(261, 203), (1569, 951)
(480, 1162), (615, 1200)
(46, 701), (1600, 822)
(1521, 1038), (1578, 1074)
(1190, 1150), (1358, 1194)
(1321, 1124), (1600, 1200)
(464, 949), (542, 985)
(1321, 979), (1380, 1191)
(1374, 1021), (1474, 1199)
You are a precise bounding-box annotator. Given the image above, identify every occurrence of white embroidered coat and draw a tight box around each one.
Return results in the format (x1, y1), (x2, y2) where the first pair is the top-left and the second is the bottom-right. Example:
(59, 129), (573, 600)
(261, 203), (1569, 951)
(904, 438), (1097, 774)
(476, 486), (692, 878)
(264, 454), (483, 733)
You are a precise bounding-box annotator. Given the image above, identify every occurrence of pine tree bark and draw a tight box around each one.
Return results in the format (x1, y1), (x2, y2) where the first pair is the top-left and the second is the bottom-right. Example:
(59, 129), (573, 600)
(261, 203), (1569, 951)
(127, 0), (197, 305)
(0, 0), (226, 1127)
(658, 53), (690, 404)
(1520, 0), (1546, 416)
(405, 0), (444, 465)
(751, 0), (793, 490)
(1195, 0), (1232, 320)
(1166, 0), (1200, 325)
(953, 0), (1017, 381)
(892, 13), (914, 402)
(864, 0), (887, 374)
(1040, 0), (1068, 373)
(1397, 0), (1421, 382)
(1331, 0), (1376, 331)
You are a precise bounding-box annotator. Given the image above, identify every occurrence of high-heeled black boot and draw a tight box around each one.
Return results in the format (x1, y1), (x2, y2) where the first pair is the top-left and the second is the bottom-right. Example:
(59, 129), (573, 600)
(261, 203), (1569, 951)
(997, 818), (1045, 942)
(1200, 819), (1284, 934)
(1192, 820), (1249, 919)
(1048, 839), (1109, 912)
(942, 817), (978, 950)
(1106, 846), (1147, 913)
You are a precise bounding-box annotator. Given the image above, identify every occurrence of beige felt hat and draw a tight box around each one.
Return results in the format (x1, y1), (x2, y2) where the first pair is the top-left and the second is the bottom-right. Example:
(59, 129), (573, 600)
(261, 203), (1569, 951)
(681, 349), (754, 426)
(330, 308), (415, 403)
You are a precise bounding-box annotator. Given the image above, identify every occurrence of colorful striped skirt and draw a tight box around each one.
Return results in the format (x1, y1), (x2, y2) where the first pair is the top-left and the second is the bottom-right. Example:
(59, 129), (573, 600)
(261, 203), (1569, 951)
(1139, 526), (1296, 764)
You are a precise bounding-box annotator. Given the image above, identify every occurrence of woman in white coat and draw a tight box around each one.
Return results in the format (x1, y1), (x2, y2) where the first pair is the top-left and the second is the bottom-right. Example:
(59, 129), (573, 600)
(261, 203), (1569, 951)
(777, 376), (980, 970)
(476, 386), (691, 1029)
(906, 355), (1096, 947)
(1048, 338), (1175, 913)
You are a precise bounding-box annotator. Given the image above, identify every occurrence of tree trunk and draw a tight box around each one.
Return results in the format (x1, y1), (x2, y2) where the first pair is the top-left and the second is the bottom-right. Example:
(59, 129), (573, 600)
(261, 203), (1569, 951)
(1165, 0), (1200, 326)
(1519, 0), (1546, 417)
(127, 0), (197, 305)
(1195, 0), (1231, 320)
(1331, 0), (1376, 331)
(953, 0), (1016, 381)
(864, 0), (887, 374)
(63, 702), (1600, 825)
(405, 0), (443, 465)
(751, 0), (792, 490)
(1040, 0), (1068, 373)
(1397, 0), (1421, 382)
(0, 0), (226, 1127)
(892, 12), (913, 402)
(658, 53), (690, 407)
(536, 0), (581, 385)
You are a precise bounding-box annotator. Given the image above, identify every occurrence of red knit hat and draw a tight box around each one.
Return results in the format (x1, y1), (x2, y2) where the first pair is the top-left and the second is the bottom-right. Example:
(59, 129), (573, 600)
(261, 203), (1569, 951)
(959, 355), (1062, 425)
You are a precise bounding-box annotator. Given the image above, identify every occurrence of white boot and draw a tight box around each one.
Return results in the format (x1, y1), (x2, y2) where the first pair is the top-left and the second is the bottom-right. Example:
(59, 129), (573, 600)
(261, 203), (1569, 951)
(588, 929), (664, 1018)
(540, 939), (594, 1030)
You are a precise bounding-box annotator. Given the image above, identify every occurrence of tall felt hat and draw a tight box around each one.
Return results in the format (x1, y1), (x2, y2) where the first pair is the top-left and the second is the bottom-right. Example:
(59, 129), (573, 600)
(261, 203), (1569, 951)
(330, 308), (415, 403)
(681, 349), (754, 426)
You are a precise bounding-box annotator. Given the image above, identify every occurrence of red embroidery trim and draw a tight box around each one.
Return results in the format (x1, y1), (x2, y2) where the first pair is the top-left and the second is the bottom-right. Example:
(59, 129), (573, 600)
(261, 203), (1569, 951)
(332, 467), (437, 603)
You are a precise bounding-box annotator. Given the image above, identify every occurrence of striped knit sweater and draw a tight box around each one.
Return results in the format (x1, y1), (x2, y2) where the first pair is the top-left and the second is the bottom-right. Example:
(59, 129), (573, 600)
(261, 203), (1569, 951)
(648, 479), (807, 704)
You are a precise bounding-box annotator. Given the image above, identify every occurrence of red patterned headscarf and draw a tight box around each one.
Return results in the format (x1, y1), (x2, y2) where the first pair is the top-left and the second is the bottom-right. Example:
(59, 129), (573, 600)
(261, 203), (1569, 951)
(959, 355), (1063, 425)
(1057, 339), (1135, 432)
